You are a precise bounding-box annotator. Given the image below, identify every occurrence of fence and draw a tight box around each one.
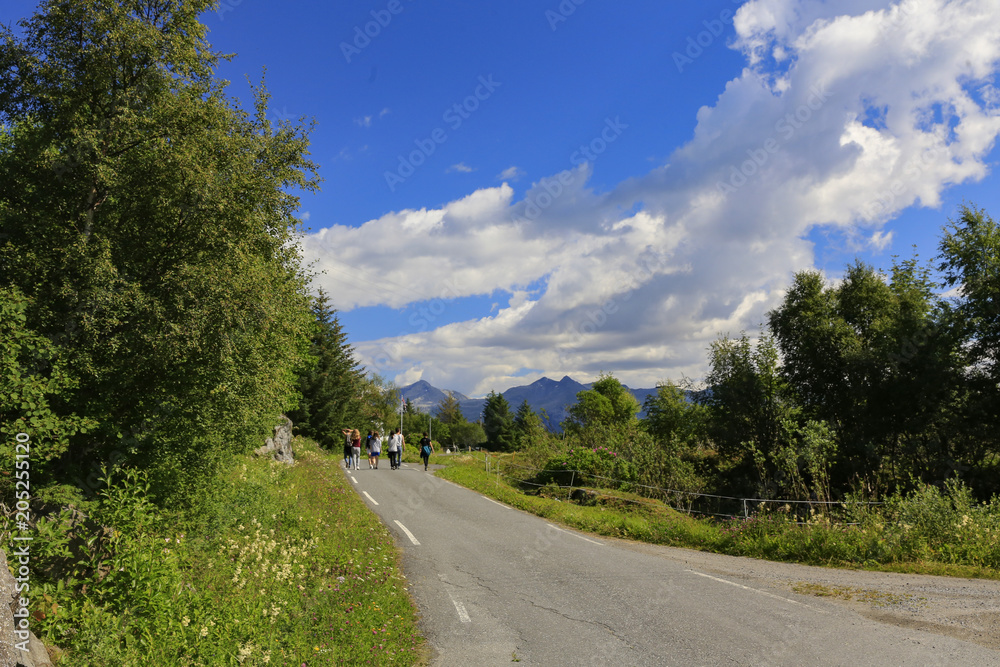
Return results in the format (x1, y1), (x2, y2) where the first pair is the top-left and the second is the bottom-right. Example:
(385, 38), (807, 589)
(473, 452), (881, 522)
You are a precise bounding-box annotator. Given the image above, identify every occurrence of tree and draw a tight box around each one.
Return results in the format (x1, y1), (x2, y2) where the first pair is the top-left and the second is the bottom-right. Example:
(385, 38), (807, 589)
(449, 421), (486, 450)
(767, 259), (963, 492)
(702, 332), (792, 495)
(562, 373), (640, 438)
(287, 289), (365, 449)
(0, 0), (319, 497)
(435, 391), (465, 425)
(513, 400), (546, 449)
(642, 381), (708, 452)
(938, 205), (1000, 488)
(482, 390), (515, 451)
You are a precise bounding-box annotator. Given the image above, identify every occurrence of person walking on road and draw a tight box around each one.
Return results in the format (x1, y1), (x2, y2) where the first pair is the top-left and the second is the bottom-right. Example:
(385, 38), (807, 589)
(341, 428), (353, 468)
(387, 428), (401, 469)
(350, 429), (362, 470)
(370, 430), (382, 469)
(419, 433), (434, 471)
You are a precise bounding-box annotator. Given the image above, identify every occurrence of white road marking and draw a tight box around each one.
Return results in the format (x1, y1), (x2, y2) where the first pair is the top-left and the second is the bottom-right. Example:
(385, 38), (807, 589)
(547, 523), (603, 545)
(447, 591), (472, 623)
(394, 520), (421, 545)
(483, 497), (510, 509)
(686, 570), (826, 612)
(351, 476), (358, 484)
(362, 491), (379, 505)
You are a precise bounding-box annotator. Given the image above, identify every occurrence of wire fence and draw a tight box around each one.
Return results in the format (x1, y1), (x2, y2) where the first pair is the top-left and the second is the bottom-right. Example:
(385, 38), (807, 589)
(463, 452), (882, 522)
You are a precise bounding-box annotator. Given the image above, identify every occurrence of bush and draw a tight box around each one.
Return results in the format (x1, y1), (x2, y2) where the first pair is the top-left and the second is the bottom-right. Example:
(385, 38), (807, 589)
(542, 445), (636, 491)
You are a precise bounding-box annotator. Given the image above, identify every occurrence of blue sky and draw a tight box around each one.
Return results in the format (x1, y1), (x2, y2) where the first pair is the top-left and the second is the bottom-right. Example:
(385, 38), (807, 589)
(4, 0), (1000, 396)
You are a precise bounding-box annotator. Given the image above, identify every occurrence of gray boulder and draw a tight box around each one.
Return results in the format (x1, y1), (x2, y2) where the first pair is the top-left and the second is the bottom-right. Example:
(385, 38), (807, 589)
(255, 415), (295, 464)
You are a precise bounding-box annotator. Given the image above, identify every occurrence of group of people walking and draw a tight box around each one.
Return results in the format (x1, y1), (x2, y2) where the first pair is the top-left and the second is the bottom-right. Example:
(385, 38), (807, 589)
(341, 428), (435, 471)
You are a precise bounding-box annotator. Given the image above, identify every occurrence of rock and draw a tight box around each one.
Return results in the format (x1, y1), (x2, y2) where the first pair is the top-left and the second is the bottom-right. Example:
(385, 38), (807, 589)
(254, 415), (295, 464)
(570, 488), (599, 506)
(0, 550), (52, 667)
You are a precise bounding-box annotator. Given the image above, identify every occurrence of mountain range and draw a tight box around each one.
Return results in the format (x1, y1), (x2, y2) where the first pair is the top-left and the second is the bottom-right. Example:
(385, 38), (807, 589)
(399, 376), (659, 431)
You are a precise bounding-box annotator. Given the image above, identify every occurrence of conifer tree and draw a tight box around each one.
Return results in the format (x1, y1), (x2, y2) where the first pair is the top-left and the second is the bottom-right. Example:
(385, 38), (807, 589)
(288, 289), (365, 449)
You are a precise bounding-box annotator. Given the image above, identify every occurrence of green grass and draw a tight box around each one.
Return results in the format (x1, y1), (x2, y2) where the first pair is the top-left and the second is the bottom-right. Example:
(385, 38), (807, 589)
(438, 454), (1000, 580)
(10, 439), (427, 665)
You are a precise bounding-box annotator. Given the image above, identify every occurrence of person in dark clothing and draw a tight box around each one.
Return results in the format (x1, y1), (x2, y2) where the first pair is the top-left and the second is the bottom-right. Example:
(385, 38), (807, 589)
(419, 433), (434, 471)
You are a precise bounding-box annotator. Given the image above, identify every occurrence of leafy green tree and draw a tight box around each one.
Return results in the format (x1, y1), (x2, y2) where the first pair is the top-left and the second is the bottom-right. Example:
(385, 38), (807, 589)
(703, 333), (787, 458)
(357, 375), (400, 435)
(0, 0), (318, 497)
(482, 390), (515, 451)
(287, 289), (365, 449)
(562, 373), (640, 439)
(448, 421), (486, 450)
(642, 381), (708, 452)
(938, 205), (1000, 476)
(767, 259), (962, 492)
(0, 287), (97, 487)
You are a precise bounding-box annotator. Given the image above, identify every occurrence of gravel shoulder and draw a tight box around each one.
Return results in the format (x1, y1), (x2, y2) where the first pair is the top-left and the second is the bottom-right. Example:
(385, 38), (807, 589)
(618, 538), (1000, 652)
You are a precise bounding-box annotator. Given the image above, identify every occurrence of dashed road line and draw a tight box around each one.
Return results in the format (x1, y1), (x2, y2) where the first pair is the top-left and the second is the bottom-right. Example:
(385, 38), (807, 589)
(350, 476), (358, 484)
(447, 590), (471, 623)
(394, 520), (421, 545)
(547, 523), (602, 545)
(362, 491), (379, 505)
(483, 496), (510, 510)
(686, 570), (826, 612)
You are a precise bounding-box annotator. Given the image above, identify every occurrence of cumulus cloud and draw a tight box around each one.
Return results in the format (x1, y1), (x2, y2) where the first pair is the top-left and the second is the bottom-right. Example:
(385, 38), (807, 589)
(447, 162), (475, 173)
(304, 0), (1000, 396)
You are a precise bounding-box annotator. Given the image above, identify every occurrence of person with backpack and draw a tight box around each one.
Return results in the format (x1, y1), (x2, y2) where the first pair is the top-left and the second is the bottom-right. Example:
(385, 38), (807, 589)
(341, 428), (353, 468)
(419, 432), (434, 471)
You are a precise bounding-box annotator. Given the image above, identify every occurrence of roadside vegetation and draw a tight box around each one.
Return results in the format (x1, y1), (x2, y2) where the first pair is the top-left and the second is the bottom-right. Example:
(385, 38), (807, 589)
(10, 438), (425, 665)
(438, 454), (1000, 579)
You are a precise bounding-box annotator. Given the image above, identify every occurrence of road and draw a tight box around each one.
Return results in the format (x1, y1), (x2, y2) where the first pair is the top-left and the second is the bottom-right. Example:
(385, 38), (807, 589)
(345, 461), (1000, 666)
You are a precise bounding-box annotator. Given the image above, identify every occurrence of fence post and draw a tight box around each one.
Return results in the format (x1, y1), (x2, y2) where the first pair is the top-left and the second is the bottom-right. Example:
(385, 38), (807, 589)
(569, 470), (575, 493)
(743, 498), (748, 520)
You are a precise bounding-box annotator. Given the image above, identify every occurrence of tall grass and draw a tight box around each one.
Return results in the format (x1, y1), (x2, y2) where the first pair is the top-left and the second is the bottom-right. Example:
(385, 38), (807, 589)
(9, 439), (426, 665)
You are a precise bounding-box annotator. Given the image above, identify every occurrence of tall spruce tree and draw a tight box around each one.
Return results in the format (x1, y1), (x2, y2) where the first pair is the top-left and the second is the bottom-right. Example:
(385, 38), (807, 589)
(288, 289), (365, 449)
(482, 390), (515, 451)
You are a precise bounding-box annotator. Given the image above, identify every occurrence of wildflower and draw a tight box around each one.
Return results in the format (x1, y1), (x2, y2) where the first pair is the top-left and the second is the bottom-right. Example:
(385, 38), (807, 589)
(181, 616), (190, 627)
(200, 627), (208, 637)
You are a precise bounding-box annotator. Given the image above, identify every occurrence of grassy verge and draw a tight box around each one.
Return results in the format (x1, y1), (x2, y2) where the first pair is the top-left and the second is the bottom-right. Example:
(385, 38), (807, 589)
(10, 439), (426, 665)
(438, 454), (1000, 580)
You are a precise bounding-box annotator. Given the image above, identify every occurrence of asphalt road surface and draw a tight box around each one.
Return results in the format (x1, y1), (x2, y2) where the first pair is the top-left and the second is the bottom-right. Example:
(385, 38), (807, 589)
(346, 461), (1000, 666)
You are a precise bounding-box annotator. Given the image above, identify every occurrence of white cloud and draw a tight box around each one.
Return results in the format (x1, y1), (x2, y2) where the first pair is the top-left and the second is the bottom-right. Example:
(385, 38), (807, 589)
(305, 0), (1000, 395)
(498, 165), (525, 181)
(354, 116), (373, 128)
(447, 162), (475, 173)
(380, 107), (391, 118)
